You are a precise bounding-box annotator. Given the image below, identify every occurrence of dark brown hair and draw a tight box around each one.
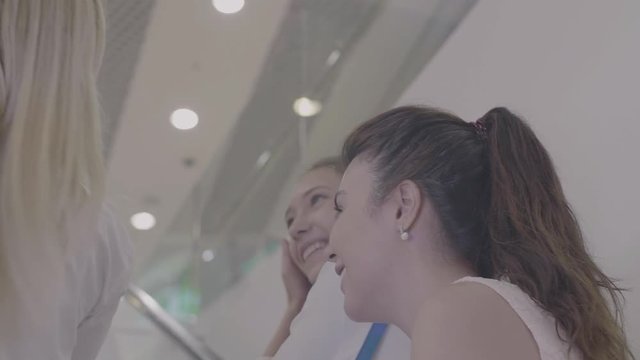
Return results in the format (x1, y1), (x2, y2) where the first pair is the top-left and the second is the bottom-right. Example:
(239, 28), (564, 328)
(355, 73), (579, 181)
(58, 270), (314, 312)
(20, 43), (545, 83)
(342, 106), (633, 360)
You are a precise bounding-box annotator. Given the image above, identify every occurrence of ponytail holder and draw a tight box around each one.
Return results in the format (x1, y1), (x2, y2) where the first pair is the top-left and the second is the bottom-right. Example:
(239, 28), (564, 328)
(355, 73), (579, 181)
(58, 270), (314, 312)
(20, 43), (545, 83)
(473, 118), (488, 138)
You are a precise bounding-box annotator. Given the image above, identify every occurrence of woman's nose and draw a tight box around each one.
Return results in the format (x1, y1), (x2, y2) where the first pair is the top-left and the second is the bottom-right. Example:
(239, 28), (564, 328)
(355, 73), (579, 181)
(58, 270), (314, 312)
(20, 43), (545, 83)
(288, 216), (311, 241)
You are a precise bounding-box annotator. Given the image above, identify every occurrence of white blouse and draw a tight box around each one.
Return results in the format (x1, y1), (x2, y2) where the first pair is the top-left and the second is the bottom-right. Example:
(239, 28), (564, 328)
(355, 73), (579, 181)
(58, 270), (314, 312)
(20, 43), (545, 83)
(0, 206), (132, 360)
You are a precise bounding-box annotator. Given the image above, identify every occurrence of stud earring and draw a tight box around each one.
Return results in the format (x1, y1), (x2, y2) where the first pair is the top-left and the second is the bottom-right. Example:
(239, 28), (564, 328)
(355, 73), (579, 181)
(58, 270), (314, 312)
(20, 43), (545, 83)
(400, 226), (410, 241)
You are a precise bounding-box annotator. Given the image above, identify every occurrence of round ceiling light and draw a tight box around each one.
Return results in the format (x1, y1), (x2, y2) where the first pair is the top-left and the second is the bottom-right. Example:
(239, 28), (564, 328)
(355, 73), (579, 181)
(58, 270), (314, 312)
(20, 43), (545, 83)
(171, 108), (199, 130)
(293, 97), (322, 118)
(213, 0), (245, 14)
(202, 249), (216, 262)
(131, 212), (157, 231)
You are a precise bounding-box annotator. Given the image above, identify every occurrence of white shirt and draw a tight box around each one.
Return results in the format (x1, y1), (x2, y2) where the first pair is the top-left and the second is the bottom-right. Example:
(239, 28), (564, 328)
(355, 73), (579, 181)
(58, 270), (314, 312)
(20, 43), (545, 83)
(0, 206), (133, 360)
(270, 263), (411, 360)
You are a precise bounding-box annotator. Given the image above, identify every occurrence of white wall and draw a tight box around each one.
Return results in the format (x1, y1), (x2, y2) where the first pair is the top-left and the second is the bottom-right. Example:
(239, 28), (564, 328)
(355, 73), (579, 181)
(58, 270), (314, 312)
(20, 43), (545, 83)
(397, 0), (640, 354)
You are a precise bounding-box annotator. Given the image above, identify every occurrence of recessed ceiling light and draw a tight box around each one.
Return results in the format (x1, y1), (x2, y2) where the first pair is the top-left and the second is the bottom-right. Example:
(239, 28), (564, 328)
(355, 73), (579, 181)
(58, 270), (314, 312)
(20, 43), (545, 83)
(202, 249), (216, 262)
(293, 97), (322, 118)
(213, 0), (245, 14)
(131, 212), (156, 231)
(171, 108), (199, 130)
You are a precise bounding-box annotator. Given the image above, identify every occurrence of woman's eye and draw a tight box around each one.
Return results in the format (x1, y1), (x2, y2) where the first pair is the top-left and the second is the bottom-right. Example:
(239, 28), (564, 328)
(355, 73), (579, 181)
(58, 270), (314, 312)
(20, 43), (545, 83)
(286, 217), (293, 228)
(310, 193), (326, 206)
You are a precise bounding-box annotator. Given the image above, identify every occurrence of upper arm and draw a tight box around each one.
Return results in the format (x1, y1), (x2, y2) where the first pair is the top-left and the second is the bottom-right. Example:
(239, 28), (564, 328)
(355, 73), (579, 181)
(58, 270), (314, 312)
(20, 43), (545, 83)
(411, 282), (539, 360)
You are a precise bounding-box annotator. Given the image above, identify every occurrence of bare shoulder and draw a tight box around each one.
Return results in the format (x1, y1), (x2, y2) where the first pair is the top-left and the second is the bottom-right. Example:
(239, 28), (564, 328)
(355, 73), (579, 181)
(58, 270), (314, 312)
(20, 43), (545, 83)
(411, 281), (540, 360)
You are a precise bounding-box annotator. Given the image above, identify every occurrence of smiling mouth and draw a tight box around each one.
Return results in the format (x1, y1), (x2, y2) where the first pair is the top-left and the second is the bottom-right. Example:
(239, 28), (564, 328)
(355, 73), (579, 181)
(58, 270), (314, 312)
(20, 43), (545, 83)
(301, 240), (328, 262)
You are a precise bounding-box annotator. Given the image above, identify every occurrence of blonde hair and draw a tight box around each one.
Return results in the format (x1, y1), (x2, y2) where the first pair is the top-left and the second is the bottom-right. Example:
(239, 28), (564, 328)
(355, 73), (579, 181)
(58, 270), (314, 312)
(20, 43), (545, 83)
(0, 0), (106, 313)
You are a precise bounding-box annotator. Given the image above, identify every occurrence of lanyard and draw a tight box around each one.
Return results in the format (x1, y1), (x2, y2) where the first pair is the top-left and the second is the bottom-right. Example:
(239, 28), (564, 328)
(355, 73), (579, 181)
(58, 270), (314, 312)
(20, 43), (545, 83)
(355, 323), (388, 360)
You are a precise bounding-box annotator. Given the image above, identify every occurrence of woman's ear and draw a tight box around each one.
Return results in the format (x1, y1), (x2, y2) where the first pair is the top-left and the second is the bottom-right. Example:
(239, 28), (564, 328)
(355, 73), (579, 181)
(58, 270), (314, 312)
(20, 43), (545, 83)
(390, 180), (422, 233)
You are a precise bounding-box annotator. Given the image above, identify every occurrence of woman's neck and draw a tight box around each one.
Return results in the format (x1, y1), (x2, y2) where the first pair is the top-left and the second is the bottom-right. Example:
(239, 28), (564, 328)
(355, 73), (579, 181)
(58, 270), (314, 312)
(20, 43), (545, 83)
(389, 249), (475, 337)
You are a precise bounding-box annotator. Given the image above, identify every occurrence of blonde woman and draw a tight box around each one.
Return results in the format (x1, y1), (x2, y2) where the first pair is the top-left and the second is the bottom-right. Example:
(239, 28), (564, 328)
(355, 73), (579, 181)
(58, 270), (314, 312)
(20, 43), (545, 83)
(0, 1), (132, 359)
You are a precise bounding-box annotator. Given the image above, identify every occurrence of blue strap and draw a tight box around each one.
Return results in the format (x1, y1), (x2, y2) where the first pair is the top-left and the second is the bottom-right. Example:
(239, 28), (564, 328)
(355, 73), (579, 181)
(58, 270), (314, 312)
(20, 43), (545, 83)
(355, 323), (388, 360)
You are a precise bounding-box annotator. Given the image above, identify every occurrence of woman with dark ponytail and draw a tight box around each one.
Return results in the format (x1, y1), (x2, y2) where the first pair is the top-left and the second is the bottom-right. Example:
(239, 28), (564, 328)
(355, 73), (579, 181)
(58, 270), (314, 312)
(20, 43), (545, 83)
(326, 106), (633, 359)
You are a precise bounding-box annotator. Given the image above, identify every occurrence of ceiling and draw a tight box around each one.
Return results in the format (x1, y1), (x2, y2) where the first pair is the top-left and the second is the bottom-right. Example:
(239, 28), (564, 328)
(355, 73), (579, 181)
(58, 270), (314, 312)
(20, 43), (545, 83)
(104, 0), (291, 269)
(98, 0), (156, 152)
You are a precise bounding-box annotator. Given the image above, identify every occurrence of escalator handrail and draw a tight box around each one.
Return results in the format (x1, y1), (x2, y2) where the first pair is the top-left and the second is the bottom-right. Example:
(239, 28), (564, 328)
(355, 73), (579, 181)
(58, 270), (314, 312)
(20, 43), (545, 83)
(125, 284), (223, 360)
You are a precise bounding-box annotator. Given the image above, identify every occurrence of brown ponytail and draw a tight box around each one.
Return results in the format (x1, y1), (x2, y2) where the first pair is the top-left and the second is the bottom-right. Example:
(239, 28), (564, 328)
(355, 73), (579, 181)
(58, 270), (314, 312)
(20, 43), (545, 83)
(480, 107), (632, 360)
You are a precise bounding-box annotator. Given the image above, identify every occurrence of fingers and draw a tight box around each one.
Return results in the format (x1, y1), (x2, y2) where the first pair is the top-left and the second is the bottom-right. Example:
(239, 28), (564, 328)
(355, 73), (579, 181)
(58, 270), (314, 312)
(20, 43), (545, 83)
(281, 239), (299, 274)
(281, 239), (293, 261)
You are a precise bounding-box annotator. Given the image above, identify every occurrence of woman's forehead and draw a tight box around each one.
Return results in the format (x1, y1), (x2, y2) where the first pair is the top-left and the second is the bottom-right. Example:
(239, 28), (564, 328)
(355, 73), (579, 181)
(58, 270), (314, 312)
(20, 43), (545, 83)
(340, 158), (373, 190)
(299, 167), (341, 190)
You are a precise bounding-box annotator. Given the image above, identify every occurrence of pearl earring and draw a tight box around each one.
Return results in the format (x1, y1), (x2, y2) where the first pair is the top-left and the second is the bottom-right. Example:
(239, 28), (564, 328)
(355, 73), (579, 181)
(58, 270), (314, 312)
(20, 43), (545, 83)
(400, 227), (410, 241)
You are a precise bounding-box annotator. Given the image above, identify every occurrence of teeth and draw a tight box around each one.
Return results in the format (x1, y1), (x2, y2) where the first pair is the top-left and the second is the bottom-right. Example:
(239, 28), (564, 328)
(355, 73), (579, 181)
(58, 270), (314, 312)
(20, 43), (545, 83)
(302, 241), (326, 261)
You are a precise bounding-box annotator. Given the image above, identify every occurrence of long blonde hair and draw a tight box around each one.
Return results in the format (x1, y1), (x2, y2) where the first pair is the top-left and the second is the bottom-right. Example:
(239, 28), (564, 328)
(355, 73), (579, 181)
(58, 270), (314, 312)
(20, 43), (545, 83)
(0, 0), (106, 312)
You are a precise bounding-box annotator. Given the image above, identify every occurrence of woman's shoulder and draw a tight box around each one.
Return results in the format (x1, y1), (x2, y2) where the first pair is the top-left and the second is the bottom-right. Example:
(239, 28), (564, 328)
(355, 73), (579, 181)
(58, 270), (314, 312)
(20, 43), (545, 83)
(414, 279), (509, 333)
(412, 278), (539, 360)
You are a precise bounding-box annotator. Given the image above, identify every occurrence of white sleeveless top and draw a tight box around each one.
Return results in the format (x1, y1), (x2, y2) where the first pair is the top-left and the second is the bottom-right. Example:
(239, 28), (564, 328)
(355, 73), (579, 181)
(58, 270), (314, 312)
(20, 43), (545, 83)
(454, 277), (582, 360)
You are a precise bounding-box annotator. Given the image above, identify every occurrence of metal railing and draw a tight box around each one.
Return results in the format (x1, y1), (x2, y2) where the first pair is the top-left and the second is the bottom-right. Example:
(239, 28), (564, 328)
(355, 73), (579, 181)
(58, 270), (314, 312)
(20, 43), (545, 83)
(125, 284), (223, 360)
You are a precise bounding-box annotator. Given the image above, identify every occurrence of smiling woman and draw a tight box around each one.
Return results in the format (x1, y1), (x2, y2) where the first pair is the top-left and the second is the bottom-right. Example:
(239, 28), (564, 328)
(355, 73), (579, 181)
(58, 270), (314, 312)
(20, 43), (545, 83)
(284, 159), (343, 284)
(263, 158), (344, 357)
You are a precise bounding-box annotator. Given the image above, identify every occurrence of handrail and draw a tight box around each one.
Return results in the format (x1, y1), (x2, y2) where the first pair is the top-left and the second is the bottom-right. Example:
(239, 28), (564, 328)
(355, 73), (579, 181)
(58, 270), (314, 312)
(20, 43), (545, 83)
(125, 284), (223, 360)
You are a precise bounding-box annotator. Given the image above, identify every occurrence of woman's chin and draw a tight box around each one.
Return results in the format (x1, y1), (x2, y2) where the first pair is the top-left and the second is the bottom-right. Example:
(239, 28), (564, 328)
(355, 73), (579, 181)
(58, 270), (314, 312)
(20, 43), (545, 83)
(344, 292), (367, 322)
(304, 259), (325, 284)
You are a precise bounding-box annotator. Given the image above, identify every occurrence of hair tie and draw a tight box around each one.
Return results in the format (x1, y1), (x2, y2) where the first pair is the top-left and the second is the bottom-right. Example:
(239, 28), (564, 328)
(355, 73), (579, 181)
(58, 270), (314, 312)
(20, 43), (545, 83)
(473, 118), (488, 138)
